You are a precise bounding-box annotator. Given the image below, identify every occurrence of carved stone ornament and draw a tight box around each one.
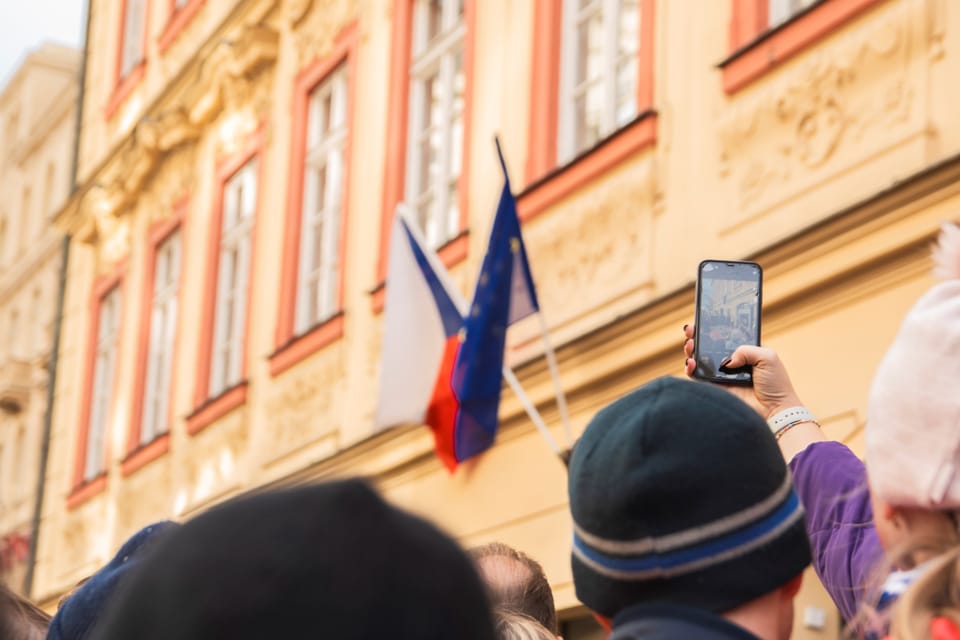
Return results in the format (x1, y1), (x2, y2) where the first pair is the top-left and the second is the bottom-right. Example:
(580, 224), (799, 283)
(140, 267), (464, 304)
(284, 0), (313, 25)
(292, 0), (358, 67)
(716, 0), (926, 215)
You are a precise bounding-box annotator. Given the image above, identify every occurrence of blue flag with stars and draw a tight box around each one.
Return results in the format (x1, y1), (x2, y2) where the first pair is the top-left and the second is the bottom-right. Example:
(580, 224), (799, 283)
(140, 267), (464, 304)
(449, 140), (540, 463)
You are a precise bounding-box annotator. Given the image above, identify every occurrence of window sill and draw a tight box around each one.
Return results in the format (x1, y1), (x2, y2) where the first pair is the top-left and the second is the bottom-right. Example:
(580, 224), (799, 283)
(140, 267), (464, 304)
(104, 63), (146, 121)
(370, 230), (469, 314)
(186, 381), (248, 436)
(158, 0), (206, 54)
(120, 432), (171, 477)
(269, 313), (345, 377)
(517, 111), (657, 222)
(66, 473), (107, 510)
(719, 0), (887, 94)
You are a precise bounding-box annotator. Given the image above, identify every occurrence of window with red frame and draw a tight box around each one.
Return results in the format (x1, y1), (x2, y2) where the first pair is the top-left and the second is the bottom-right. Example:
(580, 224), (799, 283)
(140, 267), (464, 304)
(405, 0), (466, 249)
(83, 285), (122, 481)
(295, 63), (348, 335)
(119, 0), (148, 78)
(558, 0), (641, 164)
(209, 159), (257, 399)
(139, 230), (181, 445)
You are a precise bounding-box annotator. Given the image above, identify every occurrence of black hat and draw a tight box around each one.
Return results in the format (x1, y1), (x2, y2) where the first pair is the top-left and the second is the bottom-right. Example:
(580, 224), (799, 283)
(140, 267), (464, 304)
(568, 377), (811, 618)
(48, 521), (179, 640)
(90, 479), (496, 640)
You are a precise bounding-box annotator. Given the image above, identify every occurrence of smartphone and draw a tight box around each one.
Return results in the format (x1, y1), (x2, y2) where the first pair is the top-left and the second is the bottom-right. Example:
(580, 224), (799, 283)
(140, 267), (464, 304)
(693, 260), (762, 385)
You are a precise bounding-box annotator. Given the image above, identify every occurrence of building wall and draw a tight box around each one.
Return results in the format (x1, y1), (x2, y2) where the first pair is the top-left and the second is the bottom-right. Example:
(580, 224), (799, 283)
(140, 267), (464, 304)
(33, 0), (959, 637)
(0, 43), (79, 593)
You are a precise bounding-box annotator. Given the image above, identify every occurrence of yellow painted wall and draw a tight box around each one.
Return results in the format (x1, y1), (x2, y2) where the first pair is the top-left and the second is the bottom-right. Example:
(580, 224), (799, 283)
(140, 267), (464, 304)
(32, 1), (960, 638)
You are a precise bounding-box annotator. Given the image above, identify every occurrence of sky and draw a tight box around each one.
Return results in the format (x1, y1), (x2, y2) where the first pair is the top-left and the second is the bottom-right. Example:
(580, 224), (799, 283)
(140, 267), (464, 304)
(0, 0), (84, 90)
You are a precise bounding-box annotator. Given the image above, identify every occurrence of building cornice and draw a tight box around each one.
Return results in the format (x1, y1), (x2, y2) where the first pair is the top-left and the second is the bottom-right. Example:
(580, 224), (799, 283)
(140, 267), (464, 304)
(57, 0), (281, 243)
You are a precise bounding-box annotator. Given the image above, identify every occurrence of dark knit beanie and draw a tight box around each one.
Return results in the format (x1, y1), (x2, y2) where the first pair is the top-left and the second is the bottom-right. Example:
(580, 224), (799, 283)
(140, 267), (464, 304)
(90, 479), (496, 640)
(48, 521), (179, 640)
(568, 377), (811, 618)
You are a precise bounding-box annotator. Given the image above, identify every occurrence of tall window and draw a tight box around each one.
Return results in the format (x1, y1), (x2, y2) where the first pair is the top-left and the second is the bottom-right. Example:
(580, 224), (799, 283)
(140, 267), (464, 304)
(559, 0), (640, 163)
(85, 286), (122, 481)
(406, 0), (466, 248)
(120, 0), (147, 78)
(768, 0), (817, 26)
(209, 160), (257, 398)
(296, 64), (348, 335)
(140, 231), (181, 444)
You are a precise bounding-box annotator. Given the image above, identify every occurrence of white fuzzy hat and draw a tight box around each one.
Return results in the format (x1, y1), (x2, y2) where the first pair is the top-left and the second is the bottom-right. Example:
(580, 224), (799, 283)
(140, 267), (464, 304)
(866, 223), (960, 508)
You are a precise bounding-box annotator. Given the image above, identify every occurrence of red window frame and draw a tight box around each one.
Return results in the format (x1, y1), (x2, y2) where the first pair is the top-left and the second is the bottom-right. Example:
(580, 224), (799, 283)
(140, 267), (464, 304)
(519, 0), (657, 223)
(68, 264), (127, 510)
(187, 132), (263, 436)
(105, 0), (150, 120)
(271, 24), (358, 377)
(721, 0), (888, 94)
(122, 204), (187, 476)
(158, 0), (206, 54)
(372, 0), (477, 312)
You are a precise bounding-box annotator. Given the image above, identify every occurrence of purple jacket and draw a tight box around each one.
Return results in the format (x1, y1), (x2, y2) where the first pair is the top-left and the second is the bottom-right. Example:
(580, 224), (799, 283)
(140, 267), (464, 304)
(789, 441), (884, 623)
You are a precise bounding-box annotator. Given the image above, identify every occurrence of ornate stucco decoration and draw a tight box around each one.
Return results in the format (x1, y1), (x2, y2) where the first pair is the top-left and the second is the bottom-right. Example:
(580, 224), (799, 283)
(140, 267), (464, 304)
(716, 0), (936, 223)
(290, 0), (358, 67)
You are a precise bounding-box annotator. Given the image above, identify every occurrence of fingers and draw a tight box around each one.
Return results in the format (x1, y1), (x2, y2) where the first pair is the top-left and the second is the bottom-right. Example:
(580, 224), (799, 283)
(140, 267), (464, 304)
(684, 357), (696, 377)
(683, 338), (694, 358)
(683, 323), (694, 339)
(727, 344), (776, 368)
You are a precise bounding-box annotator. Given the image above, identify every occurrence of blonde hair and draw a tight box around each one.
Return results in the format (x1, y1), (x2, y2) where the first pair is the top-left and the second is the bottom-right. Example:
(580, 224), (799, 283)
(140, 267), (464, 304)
(890, 544), (960, 640)
(494, 609), (556, 640)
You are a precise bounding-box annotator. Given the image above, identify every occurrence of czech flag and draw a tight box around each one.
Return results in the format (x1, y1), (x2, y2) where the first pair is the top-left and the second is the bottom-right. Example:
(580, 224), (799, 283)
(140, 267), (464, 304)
(374, 208), (464, 441)
(433, 144), (540, 469)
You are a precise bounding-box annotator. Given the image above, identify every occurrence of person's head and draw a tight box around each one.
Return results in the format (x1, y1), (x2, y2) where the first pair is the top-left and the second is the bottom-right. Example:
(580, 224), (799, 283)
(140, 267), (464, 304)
(0, 581), (49, 640)
(568, 377), (811, 639)
(494, 609), (557, 640)
(866, 222), (960, 561)
(470, 542), (557, 634)
(48, 521), (179, 640)
(90, 479), (496, 640)
(890, 545), (960, 640)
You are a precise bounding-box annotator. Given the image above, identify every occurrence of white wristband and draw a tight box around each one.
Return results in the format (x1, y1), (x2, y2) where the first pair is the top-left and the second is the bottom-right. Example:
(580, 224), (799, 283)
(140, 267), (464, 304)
(767, 406), (817, 435)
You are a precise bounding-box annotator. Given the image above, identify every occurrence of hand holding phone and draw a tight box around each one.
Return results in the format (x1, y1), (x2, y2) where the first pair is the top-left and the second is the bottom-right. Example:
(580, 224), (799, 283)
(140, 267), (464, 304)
(693, 260), (762, 385)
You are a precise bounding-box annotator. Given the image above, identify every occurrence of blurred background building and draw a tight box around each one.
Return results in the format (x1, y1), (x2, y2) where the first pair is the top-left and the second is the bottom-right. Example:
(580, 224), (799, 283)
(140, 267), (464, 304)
(0, 42), (78, 594)
(11, 0), (957, 637)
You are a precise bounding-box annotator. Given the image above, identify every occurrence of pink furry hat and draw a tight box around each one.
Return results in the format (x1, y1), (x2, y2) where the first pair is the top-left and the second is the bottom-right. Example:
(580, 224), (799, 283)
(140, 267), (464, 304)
(866, 223), (960, 508)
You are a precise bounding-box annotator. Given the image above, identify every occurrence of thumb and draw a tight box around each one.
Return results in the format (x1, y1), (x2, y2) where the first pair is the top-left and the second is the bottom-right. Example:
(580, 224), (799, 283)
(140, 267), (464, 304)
(725, 345), (768, 368)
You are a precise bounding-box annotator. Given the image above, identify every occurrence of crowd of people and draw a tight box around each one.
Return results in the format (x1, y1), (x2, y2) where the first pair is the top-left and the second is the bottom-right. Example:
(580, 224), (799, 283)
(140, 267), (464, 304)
(1, 222), (958, 639)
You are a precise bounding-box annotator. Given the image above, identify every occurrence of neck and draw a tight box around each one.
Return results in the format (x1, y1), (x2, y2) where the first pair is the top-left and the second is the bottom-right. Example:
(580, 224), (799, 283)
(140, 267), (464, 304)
(721, 591), (785, 640)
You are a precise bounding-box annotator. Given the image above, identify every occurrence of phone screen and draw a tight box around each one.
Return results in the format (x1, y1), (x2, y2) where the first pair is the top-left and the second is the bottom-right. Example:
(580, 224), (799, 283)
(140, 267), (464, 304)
(694, 261), (762, 384)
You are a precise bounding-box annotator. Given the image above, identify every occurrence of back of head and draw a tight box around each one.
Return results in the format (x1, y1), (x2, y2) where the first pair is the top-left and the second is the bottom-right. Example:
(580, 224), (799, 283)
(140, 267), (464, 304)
(47, 521), (178, 640)
(891, 544), (960, 640)
(90, 479), (496, 640)
(494, 609), (557, 640)
(867, 223), (960, 510)
(471, 542), (557, 634)
(568, 376), (811, 618)
(0, 582), (49, 640)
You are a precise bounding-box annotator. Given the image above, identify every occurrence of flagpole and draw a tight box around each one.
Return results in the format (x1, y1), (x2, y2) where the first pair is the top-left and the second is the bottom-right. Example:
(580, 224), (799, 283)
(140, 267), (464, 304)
(537, 312), (573, 445)
(501, 367), (563, 456)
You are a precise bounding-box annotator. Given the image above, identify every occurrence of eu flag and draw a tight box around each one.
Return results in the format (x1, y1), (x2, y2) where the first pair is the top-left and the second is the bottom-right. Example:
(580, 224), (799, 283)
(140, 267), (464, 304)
(449, 141), (539, 463)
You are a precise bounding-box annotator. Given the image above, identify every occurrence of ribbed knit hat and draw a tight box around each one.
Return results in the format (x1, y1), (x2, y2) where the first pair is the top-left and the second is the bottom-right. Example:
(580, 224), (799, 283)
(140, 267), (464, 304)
(90, 479), (496, 640)
(568, 377), (811, 618)
(867, 223), (960, 508)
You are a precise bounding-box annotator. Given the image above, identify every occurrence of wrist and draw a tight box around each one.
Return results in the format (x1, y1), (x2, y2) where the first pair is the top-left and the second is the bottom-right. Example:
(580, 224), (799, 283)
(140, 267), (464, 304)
(764, 396), (803, 420)
(767, 406), (818, 439)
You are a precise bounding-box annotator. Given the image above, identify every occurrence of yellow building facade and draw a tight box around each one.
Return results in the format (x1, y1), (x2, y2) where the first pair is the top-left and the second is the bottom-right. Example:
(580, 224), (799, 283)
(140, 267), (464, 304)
(31, 0), (959, 637)
(0, 43), (79, 594)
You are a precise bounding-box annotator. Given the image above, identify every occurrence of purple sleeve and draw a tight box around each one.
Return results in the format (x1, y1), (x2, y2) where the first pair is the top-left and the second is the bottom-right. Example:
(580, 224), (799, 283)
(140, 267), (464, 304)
(789, 441), (884, 623)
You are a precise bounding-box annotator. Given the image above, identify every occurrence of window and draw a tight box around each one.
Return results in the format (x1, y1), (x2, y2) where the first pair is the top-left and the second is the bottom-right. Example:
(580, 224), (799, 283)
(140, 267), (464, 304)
(559, 0), (640, 163)
(139, 230), (181, 444)
(296, 64), (348, 335)
(209, 159), (257, 399)
(405, 0), (466, 248)
(768, 0), (818, 26)
(84, 285), (122, 481)
(120, 0), (147, 78)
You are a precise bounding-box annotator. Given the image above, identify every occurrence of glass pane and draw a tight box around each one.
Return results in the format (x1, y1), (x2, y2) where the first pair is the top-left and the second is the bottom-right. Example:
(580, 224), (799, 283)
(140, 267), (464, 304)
(615, 56), (638, 126)
(575, 10), (604, 88)
(426, 0), (443, 42)
(619, 0), (640, 57)
(574, 81), (604, 153)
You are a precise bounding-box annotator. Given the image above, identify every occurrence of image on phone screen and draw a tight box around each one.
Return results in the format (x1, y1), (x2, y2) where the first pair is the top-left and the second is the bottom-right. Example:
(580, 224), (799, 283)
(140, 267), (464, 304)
(695, 261), (762, 384)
